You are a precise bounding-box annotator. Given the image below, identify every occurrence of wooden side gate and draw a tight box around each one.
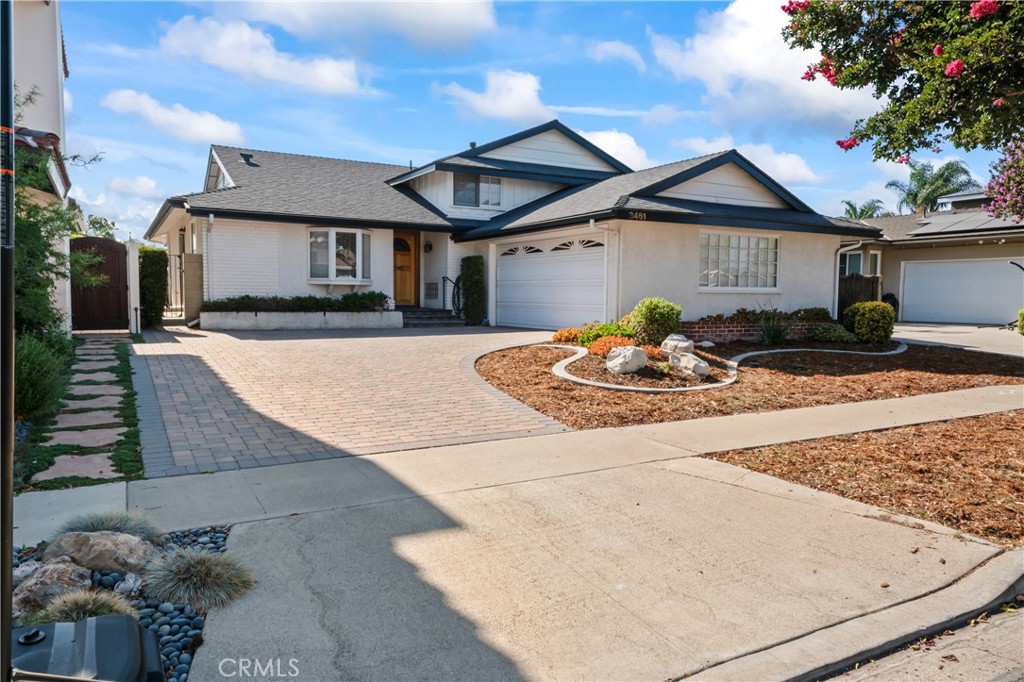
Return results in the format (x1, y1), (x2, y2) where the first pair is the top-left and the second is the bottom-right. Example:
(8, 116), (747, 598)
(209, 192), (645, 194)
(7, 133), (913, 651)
(838, 273), (882, 320)
(71, 237), (129, 330)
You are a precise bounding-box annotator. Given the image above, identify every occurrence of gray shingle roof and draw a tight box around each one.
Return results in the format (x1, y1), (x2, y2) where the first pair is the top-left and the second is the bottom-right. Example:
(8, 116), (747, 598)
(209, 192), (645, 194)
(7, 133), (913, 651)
(863, 209), (1024, 241)
(178, 146), (467, 229)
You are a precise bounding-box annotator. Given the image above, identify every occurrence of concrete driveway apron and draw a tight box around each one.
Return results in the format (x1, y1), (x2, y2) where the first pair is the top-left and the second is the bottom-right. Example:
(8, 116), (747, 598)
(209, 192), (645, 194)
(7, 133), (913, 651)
(133, 327), (563, 476)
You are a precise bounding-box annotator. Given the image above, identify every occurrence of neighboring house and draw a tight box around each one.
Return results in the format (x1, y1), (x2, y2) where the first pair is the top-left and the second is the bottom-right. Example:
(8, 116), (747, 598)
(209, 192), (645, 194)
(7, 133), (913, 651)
(854, 191), (1024, 325)
(145, 120), (878, 329)
(13, 0), (73, 330)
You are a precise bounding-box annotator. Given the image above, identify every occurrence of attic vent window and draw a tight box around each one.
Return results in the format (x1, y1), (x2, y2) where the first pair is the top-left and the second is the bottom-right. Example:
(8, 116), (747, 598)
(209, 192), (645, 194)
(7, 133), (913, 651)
(453, 173), (501, 208)
(239, 153), (259, 167)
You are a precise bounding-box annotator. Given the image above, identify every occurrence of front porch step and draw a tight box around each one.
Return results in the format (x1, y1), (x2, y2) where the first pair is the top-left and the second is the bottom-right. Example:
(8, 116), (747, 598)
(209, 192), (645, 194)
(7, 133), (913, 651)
(399, 308), (465, 328)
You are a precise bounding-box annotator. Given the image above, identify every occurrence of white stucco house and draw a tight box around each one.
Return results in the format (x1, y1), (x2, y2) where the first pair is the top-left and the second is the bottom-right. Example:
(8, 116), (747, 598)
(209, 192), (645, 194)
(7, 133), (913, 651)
(145, 120), (879, 329)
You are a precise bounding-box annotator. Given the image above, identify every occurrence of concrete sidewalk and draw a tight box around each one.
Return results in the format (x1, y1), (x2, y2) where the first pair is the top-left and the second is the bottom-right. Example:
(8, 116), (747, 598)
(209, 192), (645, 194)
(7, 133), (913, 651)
(13, 385), (1023, 680)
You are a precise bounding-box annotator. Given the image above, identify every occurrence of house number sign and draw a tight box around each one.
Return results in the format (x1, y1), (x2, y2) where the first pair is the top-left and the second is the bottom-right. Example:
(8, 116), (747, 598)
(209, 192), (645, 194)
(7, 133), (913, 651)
(628, 211), (648, 220)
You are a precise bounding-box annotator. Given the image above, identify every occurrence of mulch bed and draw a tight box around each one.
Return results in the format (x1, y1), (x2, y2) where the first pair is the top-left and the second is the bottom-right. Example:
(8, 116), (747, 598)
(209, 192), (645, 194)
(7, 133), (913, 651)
(709, 411), (1024, 547)
(563, 351), (731, 388)
(475, 343), (1024, 430)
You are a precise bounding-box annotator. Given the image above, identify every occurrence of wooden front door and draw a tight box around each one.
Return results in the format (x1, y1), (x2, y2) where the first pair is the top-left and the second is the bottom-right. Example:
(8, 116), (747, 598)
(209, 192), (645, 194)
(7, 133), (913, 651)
(71, 237), (129, 330)
(393, 232), (419, 306)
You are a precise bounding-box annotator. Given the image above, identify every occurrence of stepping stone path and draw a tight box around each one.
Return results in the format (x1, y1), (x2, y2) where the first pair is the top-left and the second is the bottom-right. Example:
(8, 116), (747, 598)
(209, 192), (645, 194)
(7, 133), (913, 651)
(35, 335), (131, 483)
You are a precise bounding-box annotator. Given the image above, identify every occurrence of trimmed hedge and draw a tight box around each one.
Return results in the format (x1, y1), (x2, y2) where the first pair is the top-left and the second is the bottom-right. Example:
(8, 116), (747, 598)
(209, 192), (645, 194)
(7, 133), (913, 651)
(806, 323), (859, 344)
(630, 297), (682, 345)
(201, 292), (390, 313)
(16, 334), (67, 420)
(577, 322), (634, 348)
(842, 301), (895, 344)
(461, 255), (486, 325)
(139, 247), (168, 329)
(698, 306), (832, 323)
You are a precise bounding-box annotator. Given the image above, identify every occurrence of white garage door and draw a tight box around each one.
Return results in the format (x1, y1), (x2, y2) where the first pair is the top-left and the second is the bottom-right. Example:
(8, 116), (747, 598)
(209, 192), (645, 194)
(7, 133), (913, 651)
(903, 259), (1023, 324)
(496, 236), (606, 329)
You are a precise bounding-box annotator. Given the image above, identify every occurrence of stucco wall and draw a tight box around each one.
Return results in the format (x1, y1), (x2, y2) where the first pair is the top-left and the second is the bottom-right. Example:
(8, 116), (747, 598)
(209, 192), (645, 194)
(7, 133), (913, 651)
(205, 218), (394, 301)
(879, 241), (1024, 299)
(13, 0), (65, 141)
(617, 221), (841, 320)
(420, 233), (449, 310)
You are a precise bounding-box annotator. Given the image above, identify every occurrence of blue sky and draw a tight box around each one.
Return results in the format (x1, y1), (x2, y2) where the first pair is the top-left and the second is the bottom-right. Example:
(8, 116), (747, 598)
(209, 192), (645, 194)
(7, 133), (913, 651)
(58, 0), (1000, 242)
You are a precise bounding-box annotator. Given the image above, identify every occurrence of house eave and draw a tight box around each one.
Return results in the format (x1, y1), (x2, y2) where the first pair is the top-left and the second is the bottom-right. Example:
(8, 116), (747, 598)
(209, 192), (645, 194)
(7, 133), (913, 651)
(180, 205), (480, 233)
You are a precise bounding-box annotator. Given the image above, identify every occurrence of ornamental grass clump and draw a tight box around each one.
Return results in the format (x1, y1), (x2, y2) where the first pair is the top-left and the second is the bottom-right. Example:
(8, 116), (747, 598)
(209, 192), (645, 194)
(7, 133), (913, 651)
(588, 335), (636, 358)
(145, 548), (254, 610)
(629, 297), (682, 345)
(55, 510), (162, 544)
(24, 589), (138, 626)
(758, 311), (796, 346)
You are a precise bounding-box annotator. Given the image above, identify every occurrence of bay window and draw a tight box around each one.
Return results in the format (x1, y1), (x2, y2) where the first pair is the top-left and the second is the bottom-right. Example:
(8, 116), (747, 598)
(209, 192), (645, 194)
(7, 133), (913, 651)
(308, 229), (372, 283)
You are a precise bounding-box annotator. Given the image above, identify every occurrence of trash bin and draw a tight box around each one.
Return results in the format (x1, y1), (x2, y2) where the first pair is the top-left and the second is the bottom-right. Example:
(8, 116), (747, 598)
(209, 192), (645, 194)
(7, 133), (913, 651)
(11, 615), (162, 682)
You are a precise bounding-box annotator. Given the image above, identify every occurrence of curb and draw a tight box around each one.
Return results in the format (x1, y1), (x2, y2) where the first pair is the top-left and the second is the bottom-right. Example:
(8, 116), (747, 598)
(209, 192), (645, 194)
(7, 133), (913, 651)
(542, 343), (908, 394)
(686, 548), (1024, 681)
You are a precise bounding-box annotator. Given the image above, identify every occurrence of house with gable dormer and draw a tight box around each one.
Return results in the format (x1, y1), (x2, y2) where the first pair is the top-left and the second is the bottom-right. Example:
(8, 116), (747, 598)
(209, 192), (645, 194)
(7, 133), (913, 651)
(145, 120), (878, 329)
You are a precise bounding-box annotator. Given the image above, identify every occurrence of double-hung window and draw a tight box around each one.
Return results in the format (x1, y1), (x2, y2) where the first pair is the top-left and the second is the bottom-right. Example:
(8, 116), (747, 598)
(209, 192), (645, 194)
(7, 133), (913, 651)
(839, 252), (863, 277)
(699, 232), (779, 289)
(308, 229), (372, 283)
(453, 173), (501, 207)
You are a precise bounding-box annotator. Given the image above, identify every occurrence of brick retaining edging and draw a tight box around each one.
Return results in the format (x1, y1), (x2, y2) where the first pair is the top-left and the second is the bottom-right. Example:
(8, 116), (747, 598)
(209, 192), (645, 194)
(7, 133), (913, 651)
(679, 320), (826, 343)
(542, 343), (909, 394)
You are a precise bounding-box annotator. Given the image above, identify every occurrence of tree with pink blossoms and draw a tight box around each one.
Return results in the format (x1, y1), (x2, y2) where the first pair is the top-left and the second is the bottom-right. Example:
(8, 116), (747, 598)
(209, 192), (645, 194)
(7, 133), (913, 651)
(986, 143), (1024, 223)
(782, 1), (1023, 221)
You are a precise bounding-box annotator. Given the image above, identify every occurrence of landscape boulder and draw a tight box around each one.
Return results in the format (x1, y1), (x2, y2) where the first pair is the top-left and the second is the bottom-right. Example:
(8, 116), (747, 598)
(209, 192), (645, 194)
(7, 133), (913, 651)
(44, 531), (156, 573)
(12, 560), (42, 588)
(12, 556), (91, 620)
(607, 346), (648, 374)
(670, 352), (711, 379)
(661, 334), (695, 355)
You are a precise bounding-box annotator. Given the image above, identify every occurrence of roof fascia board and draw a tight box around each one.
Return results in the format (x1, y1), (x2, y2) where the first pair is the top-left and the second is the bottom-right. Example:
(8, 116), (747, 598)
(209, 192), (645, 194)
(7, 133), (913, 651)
(183, 206), (477, 233)
(458, 120), (633, 173)
(144, 198), (187, 241)
(386, 163), (438, 186)
(886, 229), (1024, 244)
(207, 147), (234, 191)
(607, 208), (879, 237)
(454, 210), (617, 242)
(635, 151), (815, 214)
(433, 162), (597, 186)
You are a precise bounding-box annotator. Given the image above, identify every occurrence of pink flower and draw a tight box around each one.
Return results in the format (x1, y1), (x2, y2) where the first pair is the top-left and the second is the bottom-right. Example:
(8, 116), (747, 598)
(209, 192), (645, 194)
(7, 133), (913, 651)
(944, 59), (966, 77)
(819, 56), (839, 85)
(933, 44), (943, 56)
(781, 0), (810, 15)
(801, 66), (817, 81)
(836, 136), (861, 151)
(969, 0), (1000, 19)
(896, 155), (910, 164)
(993, 97), (1006, 107)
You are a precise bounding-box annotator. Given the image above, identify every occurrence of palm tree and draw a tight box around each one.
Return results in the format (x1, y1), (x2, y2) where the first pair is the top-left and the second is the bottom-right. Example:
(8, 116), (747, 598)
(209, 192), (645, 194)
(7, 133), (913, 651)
(841, 198), (893, 219)
(885, 160), (979, 214)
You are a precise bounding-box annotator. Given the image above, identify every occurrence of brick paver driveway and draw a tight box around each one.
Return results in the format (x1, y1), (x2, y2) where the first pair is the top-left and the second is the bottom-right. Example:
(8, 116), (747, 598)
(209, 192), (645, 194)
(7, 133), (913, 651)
(133, 327), (564, 477)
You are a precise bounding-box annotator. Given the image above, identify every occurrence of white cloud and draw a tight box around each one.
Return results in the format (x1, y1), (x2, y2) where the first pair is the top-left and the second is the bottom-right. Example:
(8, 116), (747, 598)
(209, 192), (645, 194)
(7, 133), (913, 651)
(63, 88), (73, 114)
(438, 70), (552, 123)
(101, 89), (245, 144)
(160, 16), (365, 96)
(673, 135), (820, 184)
(577, 129), (656, 170)
(108, 175), (165, 201)
(646, 0), (877, 129)
(587, 40), (646, 73)
(229, 1), (496, 49)
(69, 185), (107, 208)
(549, 103), (694, 125)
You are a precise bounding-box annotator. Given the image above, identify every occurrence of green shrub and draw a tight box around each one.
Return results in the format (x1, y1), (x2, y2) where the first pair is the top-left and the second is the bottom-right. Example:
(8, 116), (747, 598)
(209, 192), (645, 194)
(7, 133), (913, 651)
(201, 292), (390, 313)
(842, 302), (895, 344)
(629, 297), (682, 345)
(758, 311), (795, 345)
(1018, 309), (1023, 336)
(461, 255), (486, 325)
(24, 590), (139, 626)
(15, 335), (66, 420)
(806, 323), (859, 344)
(139, 246), (168, 329)
(55, 510), (162, 544)
(791, 307), (832, 321)
(145, 548), (255, 610)
(577, 322), (634, 348)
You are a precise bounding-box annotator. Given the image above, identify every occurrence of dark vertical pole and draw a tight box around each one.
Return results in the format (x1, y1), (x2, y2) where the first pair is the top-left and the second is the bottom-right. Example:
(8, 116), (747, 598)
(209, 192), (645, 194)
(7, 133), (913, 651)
(0, 0), (15, 680)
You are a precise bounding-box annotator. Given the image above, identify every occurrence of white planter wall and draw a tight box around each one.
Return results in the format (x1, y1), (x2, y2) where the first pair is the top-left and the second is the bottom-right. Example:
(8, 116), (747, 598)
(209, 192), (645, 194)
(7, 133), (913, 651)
(200, 311), (403, 331)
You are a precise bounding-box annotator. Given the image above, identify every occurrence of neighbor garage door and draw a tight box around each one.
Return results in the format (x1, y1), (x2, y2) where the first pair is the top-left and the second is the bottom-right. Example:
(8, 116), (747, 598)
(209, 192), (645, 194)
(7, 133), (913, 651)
(902, 258), (1023, 324)
(496, 236), (606, 329)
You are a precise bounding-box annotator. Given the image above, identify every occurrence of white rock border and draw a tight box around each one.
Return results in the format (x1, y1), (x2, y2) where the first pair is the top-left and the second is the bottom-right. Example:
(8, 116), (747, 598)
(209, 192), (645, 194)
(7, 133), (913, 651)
(540, 343), (909, 394)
